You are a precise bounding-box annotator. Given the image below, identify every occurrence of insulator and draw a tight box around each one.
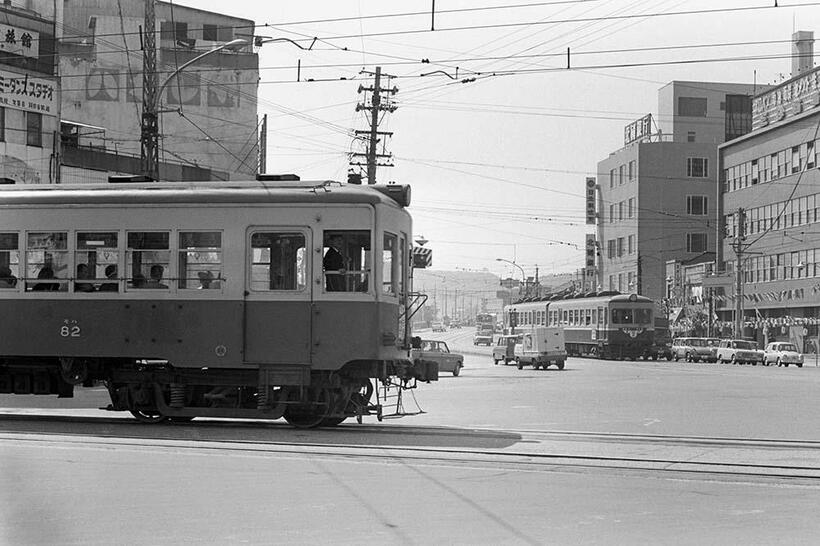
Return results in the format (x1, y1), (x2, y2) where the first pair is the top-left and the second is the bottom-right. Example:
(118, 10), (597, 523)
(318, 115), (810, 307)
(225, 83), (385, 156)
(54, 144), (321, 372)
(170, 383), (186, 408)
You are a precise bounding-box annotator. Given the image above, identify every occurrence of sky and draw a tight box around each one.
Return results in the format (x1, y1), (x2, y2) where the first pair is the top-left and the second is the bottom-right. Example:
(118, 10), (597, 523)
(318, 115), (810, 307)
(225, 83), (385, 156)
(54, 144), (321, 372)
(176, 0), (820, 281)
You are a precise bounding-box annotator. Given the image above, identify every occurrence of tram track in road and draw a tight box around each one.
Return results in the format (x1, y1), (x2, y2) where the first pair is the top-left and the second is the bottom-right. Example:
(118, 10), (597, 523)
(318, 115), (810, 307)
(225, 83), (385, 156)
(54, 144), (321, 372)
(4, 414), (820, 485)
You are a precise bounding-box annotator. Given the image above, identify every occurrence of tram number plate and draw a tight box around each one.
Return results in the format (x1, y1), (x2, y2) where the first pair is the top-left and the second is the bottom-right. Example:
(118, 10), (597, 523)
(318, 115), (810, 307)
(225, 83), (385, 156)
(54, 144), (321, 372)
(60, 319), (81, 338)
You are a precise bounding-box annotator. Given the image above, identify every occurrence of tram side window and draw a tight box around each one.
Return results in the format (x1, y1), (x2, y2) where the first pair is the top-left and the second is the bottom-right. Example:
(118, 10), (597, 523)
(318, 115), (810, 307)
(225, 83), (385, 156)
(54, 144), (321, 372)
(76, 232), (118, 292)
(562, 310), (568, 324)
(0, 233), (19, 288)
(323, 230), (370, 293)
(127, 232), (170, 290)
(179, 232), (222, 290)
(398, 235), (407, 296)
(26, 232), (68, 292)
(250, 232), (306, 291)
(382, 233), (398, 295)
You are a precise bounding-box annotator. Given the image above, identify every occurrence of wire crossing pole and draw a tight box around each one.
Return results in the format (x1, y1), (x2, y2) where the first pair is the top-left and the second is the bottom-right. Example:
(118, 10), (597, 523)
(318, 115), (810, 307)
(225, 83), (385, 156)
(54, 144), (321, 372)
(352, 67), (397, 184)
(367, 66), (381, 185)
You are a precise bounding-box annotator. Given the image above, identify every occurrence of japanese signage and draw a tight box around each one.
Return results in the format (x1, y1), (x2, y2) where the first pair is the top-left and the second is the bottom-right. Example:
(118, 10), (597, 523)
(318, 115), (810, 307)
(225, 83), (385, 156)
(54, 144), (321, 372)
(585, 234), (596, 267)
(752, 67), (820, 129)
(585, 177), (596, 225)
(0, 68), (56, 114)
(0, 24), (39, 59)
(623, 114), (652, 145)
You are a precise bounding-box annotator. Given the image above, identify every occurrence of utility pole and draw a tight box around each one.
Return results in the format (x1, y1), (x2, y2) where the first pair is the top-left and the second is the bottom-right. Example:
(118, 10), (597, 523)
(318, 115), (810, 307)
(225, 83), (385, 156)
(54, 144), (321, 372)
(140, 0), (158, 180)
(352, 67), (398, 184)
(733, 207), (747, 338)
(259, 114), (267, 174)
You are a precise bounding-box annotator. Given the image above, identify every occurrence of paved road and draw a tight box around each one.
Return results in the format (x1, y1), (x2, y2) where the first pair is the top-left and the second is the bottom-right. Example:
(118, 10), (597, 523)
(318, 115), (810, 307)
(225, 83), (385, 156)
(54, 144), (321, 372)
(5, 330), (820, 543)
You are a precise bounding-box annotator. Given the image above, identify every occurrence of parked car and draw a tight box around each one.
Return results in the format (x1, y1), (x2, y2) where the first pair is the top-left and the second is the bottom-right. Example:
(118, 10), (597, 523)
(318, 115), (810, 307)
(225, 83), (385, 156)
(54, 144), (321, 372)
(431, 322), (446, 332)
(513, 327), (567, 370)
(716, 339), (764, 365)
(473, 332), (493, 346)
(412, 339), (464, 376)
(763, 342), (804, 367)
(671, 337), (719, 362)
(493, 334), (522, 365)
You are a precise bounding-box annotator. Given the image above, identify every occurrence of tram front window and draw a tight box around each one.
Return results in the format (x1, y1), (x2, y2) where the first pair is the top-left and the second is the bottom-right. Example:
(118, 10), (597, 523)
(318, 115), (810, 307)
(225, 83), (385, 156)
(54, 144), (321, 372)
(611, 308), (634, 324)
(323, 230), (370, 293)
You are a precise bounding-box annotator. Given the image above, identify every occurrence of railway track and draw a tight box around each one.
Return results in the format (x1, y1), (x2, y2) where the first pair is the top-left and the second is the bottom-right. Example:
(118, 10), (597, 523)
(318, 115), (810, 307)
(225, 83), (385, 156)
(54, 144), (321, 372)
(3, 413), (820, 484)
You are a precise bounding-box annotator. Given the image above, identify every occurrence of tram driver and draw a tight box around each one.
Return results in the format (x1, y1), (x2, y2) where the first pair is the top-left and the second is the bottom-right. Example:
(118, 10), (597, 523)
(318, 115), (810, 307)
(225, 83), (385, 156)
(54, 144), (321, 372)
(323, 234), (348, 291)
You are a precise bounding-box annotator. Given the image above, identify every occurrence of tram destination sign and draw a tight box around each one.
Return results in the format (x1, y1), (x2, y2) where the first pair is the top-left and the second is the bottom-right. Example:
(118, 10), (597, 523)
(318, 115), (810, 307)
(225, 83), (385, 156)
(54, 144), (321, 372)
(624, 114), (652, 145)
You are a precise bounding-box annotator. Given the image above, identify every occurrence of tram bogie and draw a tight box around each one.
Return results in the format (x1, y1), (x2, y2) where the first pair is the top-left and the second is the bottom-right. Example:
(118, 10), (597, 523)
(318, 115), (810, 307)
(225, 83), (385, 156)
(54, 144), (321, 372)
(0, 180), (435, 427)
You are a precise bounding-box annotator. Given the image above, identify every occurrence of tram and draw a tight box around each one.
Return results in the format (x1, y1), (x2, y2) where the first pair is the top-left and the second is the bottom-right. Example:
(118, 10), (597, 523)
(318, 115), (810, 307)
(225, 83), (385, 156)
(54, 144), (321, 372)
(0, 177), (434, 427)
(503, 292), (654, 359)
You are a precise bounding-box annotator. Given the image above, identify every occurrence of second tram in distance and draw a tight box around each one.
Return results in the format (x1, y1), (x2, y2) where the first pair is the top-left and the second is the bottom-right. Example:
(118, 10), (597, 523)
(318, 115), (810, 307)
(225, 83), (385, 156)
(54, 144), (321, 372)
(503, 292), (654, 359)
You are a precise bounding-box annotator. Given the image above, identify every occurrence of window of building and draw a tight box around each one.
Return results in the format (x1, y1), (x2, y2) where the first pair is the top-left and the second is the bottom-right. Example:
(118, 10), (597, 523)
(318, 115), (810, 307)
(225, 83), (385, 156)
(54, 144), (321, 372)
(0, 232), (19, 288)
(617, 273), (624, 292)
(725, 94), (752, 141)
(203, 24), (218, 41)
(127, 232), (170, 290)
(687, 131), (696, 142)
(609, 204), (614, 223)
(610, 169), (615, 188)
(618, 165), (624, 185)
(627, 271), (635, 291)
(628, 160), (636, 181)
(751, 159), (759, 185)
(608, 275), (615, 291)
(792, 146), (801, 174)
(686, 157), (708, 178)
(26, 112), (42, 147)
(0, 107), (5, 142)
(26, 232), (69, 291)
(178, 232), (222, 290)
(160, 21), (188, 41)
(618, 201), (624, 221)
(687, 195), (708, 215)
(686, 233), (707, 253)
(607, 239), (616, 259)
(628, 234), (635, 254)
(617, 237), (625, 257)
(75, 232), (118, 292)
(628, 198), (635, 218)
(250, 232), (306, 291)
(808, 141), (816, 169)
(678, 96), (707, 117)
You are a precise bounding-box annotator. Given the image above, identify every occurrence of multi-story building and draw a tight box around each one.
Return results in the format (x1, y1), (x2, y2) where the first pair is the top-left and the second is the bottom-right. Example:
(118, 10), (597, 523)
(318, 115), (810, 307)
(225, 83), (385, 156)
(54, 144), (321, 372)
(0, 2), (59, 184)
(715, 31), (820, 350)
(596, 80), (761, 302)
(56, 1), (258, 181)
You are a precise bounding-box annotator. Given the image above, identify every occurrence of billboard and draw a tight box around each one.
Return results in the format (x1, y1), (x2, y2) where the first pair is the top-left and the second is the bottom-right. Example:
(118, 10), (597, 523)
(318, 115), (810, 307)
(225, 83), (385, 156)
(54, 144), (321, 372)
(585, 177), (596, 225)
(624, 114), (652, 145)
(585, 234), (596, 267)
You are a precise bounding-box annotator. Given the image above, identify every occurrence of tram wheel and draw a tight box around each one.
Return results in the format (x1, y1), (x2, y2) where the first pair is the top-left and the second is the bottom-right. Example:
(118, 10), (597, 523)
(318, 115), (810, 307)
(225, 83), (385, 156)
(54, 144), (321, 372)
(129, 410), (167, 424)
(284, 407), (326, 429)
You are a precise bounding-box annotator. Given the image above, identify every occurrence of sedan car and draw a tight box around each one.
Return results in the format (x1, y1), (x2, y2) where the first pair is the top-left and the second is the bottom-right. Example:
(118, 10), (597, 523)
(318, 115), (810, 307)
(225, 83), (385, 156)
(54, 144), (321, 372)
(716, 339), (764, 365)
(763, 342), (804, 367)
(473, 332), (493, 346)
(412, 339), (464, 376)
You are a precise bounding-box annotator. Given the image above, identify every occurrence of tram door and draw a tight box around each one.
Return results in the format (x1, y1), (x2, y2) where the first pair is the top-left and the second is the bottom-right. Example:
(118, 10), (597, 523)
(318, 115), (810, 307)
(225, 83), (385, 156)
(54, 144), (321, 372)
(243, 229), (312, 364)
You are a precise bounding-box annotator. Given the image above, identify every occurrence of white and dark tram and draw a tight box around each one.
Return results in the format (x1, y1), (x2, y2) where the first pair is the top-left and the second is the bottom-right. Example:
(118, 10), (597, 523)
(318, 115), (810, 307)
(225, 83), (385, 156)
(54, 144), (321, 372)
(0, 177), (435, 427)
(503, 292), (654, 359)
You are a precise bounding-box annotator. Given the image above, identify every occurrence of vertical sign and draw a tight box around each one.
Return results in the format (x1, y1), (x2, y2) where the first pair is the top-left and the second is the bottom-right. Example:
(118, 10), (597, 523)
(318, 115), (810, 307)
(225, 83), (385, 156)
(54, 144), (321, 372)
(585, 234), (596, 267)
(585, 177), (597, 224)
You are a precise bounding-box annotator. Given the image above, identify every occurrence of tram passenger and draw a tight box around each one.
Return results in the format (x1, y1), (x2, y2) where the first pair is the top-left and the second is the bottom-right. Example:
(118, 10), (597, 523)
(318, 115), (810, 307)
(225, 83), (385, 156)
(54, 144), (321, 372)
(323, 234), (347, 291)
(197, 270), (220, 289)
(75, 263), (95, 292)
(0, 266), (16, 288)
(32, 266), (59, 291)
(99, 265), (118, 292)
(145, 264), (168, 289)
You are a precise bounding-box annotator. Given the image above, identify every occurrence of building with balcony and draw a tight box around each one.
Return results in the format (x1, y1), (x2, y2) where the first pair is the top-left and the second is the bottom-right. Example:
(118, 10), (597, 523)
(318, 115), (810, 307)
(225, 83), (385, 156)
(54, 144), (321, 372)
(715, 31), (820, 351)
(0, 2), (59, 184)
(55, 1), (258, 181)
(596, 80), (762, 303)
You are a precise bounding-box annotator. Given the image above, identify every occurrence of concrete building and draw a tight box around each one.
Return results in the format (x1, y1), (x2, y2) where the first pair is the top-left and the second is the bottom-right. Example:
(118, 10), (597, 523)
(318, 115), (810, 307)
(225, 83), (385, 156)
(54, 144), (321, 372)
(55, 1), (258, 181)
(715, 31), (820, 350)
(596, 80), (762, 303)
(0, 2), (59, 184)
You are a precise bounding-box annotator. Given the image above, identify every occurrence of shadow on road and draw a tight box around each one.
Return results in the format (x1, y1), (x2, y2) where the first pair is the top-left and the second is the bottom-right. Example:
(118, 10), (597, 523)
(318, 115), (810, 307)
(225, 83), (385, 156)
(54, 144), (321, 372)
(0, 413), (524, 450)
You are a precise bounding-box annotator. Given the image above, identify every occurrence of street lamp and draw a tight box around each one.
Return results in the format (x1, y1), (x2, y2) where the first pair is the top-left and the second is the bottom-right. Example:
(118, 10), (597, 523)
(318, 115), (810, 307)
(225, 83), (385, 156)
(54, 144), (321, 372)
(141, 38), (249, 180)
(496, 258), (526, 297)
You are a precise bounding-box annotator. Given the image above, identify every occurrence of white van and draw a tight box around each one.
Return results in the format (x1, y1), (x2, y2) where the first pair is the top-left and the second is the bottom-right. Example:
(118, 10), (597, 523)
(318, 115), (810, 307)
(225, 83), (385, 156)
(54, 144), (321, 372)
(514, 327), (567, 370)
